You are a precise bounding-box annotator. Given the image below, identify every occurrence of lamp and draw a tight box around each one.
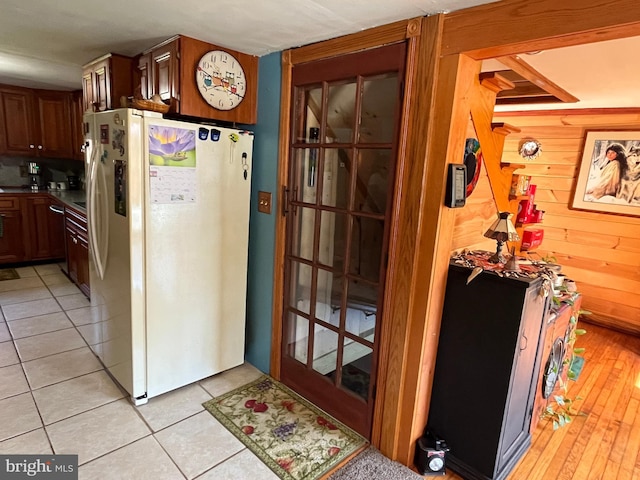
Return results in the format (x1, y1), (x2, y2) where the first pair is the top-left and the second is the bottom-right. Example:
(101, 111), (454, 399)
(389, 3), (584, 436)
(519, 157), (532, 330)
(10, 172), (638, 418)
(484, 212), (520, 265)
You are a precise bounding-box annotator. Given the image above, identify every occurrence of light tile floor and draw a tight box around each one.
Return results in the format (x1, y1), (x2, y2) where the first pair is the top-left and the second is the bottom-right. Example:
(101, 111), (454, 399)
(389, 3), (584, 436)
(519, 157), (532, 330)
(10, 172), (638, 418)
(0, 264), (280, 479)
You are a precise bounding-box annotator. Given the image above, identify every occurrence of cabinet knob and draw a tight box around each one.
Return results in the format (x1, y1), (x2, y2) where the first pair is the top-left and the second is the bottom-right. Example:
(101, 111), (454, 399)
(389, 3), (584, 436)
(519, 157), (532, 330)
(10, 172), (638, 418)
(38, 145), (43, 150)
(29, 144), (35, 149)
(73, 237), (78, 244)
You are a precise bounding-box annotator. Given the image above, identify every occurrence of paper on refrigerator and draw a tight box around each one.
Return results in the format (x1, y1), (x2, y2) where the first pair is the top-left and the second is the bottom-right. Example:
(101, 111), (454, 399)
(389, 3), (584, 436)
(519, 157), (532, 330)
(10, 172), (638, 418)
(148, 124), (197, 204)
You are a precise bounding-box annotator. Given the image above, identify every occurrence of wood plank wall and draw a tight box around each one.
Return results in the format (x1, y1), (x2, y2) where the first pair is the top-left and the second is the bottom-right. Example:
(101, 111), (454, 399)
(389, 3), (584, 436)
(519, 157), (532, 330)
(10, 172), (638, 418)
(451, 109), (640, 335)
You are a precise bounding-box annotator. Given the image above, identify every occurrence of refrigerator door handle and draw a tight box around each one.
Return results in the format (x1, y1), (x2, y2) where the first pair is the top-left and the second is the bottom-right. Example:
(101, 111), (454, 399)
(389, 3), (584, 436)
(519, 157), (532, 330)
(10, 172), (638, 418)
(97, 159), (110, 277)
(88, 149), (108, 280)
(88, 150), (101, 279)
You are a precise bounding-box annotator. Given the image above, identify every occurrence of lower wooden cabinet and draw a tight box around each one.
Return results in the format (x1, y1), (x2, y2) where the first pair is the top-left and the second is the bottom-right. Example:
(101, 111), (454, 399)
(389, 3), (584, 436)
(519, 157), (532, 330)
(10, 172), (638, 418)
(0, 196), (25, 264)
(0, 194), (89, 297)
(25, 195), (65, 261)
(0, 194), (65, 265)
(64, 206), (90, 297)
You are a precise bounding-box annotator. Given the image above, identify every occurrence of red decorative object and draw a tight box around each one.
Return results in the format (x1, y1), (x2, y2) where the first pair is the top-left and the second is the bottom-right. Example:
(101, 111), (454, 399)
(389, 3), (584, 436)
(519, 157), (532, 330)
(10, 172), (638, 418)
(521, 228), (544, 251)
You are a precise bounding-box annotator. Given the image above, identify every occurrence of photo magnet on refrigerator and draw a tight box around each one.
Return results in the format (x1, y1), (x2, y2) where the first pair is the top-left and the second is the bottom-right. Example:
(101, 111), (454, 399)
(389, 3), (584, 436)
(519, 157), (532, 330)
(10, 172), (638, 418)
(112, 129), (125, 156)
(198, 127), (209, 141)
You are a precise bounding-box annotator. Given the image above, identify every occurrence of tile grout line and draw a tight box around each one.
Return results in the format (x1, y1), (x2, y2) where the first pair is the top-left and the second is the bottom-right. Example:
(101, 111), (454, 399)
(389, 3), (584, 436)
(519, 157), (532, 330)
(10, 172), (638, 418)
(2, 264), (262, 478)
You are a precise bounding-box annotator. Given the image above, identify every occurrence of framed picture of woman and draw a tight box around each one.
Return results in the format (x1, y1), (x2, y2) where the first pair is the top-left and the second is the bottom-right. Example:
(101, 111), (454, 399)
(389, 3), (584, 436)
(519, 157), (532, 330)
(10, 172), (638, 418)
(572, 130), (640, 216)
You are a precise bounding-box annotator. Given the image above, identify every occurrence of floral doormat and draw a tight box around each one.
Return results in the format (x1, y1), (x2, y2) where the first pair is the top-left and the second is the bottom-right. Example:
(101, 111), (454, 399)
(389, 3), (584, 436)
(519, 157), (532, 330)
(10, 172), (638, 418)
(0, 269), (19, 281)
(202, 375), (367, 480)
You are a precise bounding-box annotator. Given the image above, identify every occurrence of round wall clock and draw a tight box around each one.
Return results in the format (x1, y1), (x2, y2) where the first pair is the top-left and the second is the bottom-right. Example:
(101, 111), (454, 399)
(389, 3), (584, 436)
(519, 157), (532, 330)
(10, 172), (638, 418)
(196, 50), (246, 111)
(519, 139), (542, 160)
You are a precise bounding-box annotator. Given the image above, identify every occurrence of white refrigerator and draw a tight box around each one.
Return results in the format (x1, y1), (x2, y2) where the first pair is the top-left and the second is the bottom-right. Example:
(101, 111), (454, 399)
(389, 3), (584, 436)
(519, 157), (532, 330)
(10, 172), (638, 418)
(84, 108), (253, 404)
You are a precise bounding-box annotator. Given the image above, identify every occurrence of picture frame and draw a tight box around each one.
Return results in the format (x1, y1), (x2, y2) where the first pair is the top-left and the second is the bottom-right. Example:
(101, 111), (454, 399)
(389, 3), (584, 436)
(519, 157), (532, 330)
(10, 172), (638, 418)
(572, 130), (640, 216)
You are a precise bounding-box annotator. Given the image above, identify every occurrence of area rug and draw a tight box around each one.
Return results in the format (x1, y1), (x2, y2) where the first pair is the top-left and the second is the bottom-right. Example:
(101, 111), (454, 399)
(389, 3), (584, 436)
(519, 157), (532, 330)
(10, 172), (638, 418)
(0, 268), (19, 281)
(328, 447), (423, 480)
(202, 375), (367, 480)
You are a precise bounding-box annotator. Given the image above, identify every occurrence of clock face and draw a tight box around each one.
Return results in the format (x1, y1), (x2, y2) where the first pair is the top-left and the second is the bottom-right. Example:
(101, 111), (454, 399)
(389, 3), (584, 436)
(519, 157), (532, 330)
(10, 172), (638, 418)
(428, 456), (444, 471)
(196, 50), (246, 111)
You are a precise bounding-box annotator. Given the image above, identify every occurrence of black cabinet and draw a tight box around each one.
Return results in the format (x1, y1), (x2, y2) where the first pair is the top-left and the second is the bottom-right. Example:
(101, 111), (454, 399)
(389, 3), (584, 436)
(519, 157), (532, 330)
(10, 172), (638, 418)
(427, 263), (549, 480)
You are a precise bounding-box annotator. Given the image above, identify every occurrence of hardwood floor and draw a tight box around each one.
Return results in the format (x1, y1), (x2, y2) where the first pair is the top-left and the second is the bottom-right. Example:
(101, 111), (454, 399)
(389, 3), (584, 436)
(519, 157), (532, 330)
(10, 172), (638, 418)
(440, 321), (640, 480)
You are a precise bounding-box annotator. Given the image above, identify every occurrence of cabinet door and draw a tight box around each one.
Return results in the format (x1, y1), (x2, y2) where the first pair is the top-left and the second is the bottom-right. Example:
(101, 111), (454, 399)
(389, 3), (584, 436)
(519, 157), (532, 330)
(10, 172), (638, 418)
(65, 224), (79, 283)
(92, 59), (111, 112)
(137, 53), (152, 100)
(0, 210), (25, 264)
(36, 92), (73, 158)
(65, 208), (89, 295)
(24, 196), (65, 261)
(71, 90), (85, 161)
(47, 200), (66, 259)
(0, 89), (37, 156)
(81, 69), (94, 112)
(77, 233), (90, 296)
(497, 287), (547, 474)
(152, 41), (179, 109)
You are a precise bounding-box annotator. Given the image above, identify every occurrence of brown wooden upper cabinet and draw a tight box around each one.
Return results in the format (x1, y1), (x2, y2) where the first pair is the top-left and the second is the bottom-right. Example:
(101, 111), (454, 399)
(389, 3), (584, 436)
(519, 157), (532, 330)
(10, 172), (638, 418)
(0, 85), (74, 159)
(70, 90), (85, 160)
(82, 53), (133, 112)
(136, 35), (258, 124)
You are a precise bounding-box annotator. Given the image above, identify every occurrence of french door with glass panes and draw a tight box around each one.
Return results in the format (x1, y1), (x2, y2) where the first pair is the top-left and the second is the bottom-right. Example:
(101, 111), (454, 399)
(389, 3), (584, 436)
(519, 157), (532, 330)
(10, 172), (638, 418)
(280, 43), (406, 438)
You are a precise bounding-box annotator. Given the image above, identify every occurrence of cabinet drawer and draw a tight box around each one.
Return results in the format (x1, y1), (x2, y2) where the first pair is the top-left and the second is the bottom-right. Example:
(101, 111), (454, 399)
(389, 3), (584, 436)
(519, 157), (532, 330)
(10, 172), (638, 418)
(65, 208), (89, 241)
(0, 196), (20, 210)
(65, 207), (87, 230)
(65, 217), (87, 237)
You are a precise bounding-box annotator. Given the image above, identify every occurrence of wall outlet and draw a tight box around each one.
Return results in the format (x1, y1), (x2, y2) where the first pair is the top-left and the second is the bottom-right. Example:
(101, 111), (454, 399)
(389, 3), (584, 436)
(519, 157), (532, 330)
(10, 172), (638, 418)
(258, 191), (272, 214)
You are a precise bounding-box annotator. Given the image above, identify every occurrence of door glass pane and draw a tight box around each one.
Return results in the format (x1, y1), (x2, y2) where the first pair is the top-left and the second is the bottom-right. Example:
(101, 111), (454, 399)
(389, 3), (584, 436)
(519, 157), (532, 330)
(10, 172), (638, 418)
(359, 73), (399, 144)
(325, 81), (356, 143)
(291, 207), (315, 261)
(286, 312), (309, 364)
(355, 149), (391, 214)
(321, 148), (351, 209)
(312, 324), (338, 375)
(341, 340), (372, 400)
(294, 85), (322, 144)
(293, 149), (319, 204)
(319, 211), (347, 270)
(316, 269), (342, 328)
(288, 261), (312, 314)
(346, 279), (377, 341)
(351, 217), (384, 282)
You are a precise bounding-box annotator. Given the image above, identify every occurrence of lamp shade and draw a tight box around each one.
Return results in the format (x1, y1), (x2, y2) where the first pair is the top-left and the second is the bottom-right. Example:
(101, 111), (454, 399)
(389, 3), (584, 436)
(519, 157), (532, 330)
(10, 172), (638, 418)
(484, 212), (520, 243)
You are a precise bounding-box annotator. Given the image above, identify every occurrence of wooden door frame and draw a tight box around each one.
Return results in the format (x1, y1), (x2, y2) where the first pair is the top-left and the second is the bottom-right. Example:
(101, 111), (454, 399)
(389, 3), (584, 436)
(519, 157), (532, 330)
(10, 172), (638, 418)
(271, 0), (640, 466)
(270, 14), (423, 414)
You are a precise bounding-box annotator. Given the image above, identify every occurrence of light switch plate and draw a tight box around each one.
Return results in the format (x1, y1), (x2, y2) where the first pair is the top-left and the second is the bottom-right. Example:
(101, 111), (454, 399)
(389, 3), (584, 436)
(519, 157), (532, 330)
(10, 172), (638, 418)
(258, 191), (272, 214)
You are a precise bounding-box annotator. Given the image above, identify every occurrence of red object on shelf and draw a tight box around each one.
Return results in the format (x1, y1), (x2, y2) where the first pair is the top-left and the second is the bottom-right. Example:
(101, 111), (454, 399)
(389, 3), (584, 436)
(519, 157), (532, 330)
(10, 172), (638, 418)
(517, 185), (545, 224)
(521, 228), (544, 250)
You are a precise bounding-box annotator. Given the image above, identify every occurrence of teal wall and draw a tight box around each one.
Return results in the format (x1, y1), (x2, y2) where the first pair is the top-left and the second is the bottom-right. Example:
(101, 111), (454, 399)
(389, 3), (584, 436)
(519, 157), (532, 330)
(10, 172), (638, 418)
(245, 52), (281, 373)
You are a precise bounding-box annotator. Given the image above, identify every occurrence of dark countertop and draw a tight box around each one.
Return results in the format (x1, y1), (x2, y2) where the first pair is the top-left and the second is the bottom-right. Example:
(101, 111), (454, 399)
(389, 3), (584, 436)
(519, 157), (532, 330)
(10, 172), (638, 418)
(0, 188), (86, 214)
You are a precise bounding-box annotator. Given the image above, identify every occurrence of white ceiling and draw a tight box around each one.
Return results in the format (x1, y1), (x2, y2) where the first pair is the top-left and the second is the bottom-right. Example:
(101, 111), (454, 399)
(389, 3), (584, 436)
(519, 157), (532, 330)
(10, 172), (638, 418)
(489, 35), (640, 112)
(0, 0), (495, 91)
(0, 0), (638, 112)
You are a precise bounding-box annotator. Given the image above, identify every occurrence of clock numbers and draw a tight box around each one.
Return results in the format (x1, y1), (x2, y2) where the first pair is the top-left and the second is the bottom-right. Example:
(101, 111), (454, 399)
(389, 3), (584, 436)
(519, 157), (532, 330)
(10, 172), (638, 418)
(196, 50), (246, 111)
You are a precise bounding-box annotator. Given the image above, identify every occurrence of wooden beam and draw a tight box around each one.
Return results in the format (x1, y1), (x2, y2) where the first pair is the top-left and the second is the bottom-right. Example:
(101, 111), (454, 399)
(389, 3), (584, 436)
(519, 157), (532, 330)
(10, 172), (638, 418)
(479, 72), (515, 94)
(290, 18), (420, 65)
(496, 55), (579, 103)
(375, 13), (444, 459)
(269, 50), (292, 381)
(377, 9), (482, 455)
(470, 77), (520, 214)
(442, 0), (640, 59)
